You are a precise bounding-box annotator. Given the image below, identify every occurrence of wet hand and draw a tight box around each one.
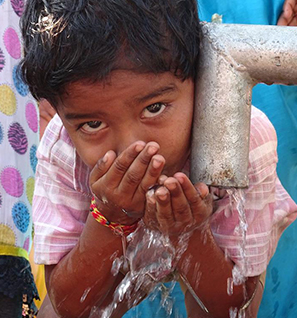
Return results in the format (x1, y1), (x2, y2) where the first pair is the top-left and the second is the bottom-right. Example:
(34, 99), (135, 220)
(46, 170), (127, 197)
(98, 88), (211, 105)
(144, 173), (213, 238)
(277, 0), (297, 26)
(89, 141), (165, 225)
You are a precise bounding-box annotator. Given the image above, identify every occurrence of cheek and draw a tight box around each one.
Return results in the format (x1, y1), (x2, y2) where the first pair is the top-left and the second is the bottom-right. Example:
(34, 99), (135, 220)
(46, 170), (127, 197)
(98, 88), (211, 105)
(74, 142), (107, 169)
(160, 120), (192, 158)
(173, 111), (193, 146)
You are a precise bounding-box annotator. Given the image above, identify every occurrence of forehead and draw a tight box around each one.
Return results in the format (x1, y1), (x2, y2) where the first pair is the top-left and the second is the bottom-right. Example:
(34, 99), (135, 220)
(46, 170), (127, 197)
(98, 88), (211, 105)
(61, 70), (191, 106)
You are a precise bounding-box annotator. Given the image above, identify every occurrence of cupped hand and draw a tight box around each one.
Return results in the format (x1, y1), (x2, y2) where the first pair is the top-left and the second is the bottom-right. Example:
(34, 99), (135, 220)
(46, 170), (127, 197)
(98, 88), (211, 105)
(89, 141), (165, 225)
(144, 173), (213, 238)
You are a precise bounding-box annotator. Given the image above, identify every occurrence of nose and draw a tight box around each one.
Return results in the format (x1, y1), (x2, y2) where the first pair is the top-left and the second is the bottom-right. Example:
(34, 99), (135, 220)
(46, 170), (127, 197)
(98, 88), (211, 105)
(114, 127), (148, 156)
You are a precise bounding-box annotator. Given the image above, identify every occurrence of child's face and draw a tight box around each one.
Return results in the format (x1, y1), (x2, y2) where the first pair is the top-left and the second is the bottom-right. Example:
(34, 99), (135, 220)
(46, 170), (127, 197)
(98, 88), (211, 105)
(57, 70), (194, 176)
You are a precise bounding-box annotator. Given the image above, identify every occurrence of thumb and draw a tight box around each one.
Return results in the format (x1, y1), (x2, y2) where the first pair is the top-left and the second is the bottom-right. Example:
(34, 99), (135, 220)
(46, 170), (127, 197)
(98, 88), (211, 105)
(193, 182), (213, 220)
(89, 150), (116, 186)
(194, 182), (210, 199)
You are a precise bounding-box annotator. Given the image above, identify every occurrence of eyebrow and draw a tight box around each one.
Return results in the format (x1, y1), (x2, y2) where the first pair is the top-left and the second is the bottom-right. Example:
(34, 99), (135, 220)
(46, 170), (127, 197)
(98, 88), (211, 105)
(135, 84), (177, 104)
(63, 84), (178, 121)
(64, 111), (103, 121)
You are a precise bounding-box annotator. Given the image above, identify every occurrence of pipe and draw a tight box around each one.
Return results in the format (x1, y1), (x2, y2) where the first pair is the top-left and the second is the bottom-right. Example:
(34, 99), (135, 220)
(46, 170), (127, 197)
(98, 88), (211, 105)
(190, 23), (297, 188)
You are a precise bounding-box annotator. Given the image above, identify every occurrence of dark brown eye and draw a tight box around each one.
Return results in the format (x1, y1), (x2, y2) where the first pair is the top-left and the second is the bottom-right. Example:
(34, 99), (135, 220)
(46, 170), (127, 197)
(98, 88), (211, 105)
(143, 103), (166, 118)
(80, 121), (106, 133)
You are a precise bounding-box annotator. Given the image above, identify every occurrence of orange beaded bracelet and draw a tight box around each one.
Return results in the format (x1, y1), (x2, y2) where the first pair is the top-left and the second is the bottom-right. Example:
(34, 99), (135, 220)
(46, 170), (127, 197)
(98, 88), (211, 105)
(90, 197), (138, 235)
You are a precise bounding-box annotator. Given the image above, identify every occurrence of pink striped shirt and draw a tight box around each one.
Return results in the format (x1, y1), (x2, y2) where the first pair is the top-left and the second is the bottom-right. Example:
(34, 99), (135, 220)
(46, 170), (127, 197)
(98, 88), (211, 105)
(33, 106), (297, 277)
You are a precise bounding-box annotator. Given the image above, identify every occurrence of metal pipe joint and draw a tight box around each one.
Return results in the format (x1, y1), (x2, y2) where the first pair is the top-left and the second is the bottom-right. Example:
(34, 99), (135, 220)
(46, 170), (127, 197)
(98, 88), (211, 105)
(191, 23), (297, 188)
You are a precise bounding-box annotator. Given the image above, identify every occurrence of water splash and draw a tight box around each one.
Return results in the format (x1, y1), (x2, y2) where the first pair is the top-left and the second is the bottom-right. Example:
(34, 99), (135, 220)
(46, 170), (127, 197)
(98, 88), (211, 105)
(94, 222), (182, 317)
(229, 307), (238, 318)
(229, 307), (246, 318)
(227, 188), (247, 284)
(226, 188), (249, 318)
(80, 287), (91, 303)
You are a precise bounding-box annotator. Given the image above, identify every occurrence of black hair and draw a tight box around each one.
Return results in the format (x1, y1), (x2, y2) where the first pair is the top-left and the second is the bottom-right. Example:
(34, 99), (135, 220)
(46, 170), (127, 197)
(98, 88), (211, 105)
(20, 0), (200, 107)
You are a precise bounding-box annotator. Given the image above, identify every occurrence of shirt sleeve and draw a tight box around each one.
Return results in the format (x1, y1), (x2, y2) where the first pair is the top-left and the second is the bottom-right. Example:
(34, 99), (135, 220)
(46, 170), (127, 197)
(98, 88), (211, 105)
(33, 116), (91, 265)
(210, 107), (297, 277)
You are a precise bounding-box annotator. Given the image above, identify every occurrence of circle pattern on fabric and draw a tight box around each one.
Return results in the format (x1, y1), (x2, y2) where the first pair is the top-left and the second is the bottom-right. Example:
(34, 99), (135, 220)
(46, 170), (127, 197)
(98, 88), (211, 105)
(30, 144), (37, 173)
(25, 102), (38, 133)
(0, 84), (17, 115)
(8, 122), (28, 154)
(0, 47), (5, 72)
(0, 224), (16, 246)
(3, 27), (21, 59)
(12, 201), (30, 233)
(0, 167), (24, 197)
(13, 65), (29, 96)
(0, 123), (3, 144)
(26, 177), (34, 206)
(10, 0), (24, 17)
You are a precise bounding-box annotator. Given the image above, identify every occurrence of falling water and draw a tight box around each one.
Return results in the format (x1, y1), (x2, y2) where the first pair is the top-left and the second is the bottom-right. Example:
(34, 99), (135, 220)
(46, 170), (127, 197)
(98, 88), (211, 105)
(89, 222), (188, 318)
(226, 188), (248, 318)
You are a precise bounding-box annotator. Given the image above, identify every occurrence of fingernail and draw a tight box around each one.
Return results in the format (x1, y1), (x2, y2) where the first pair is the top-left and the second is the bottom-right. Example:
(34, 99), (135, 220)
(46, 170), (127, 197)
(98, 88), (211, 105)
(152, 158), (162, 169)
(174, 173), (184, 184)
(158, 175), (167, 185)
(135, 142), (145, 153)
(158, 194), (167, 201)
(147, 189), (156, 204)
(102, 152), (109, 163)
(148, 195), (156, 204)
(166, 182), (176, 190)
(195, 183), (209, 199)
(156, 187), (168, 200)
(147, 146), (158, 155)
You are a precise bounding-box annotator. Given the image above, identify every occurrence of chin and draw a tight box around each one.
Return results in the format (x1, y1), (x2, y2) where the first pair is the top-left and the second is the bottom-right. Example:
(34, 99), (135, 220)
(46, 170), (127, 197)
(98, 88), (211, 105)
(162, 164), (182, 177)
(163, 157), (189, 177)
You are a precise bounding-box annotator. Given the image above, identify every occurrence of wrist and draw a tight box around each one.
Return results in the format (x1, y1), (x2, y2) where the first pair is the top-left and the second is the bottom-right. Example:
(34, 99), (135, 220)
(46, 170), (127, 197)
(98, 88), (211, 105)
(90, 197), (139, 236)
(92, 195), (140, 225)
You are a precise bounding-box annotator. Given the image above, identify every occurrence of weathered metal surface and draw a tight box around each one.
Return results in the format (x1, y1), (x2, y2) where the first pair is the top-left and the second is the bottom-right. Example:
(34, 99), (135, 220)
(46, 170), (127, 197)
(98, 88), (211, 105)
(191, 23), (297, 188)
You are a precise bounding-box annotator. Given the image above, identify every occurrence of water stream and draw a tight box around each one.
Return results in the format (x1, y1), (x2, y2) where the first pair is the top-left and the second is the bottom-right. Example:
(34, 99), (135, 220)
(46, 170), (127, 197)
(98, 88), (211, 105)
(227, 188), (248, 318)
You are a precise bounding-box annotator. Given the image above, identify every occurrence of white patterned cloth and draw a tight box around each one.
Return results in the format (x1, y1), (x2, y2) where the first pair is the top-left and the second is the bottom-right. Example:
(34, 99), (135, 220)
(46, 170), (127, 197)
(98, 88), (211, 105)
(33, 106), (297, 277)
(0, 0), (39, 260)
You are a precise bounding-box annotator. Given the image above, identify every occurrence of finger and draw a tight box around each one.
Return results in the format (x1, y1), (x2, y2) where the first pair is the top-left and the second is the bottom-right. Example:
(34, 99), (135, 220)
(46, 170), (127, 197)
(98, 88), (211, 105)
(136, 154), (165, 197)
(102, 141), (146, 188)
(283, 0), (295, 17)
(118, 142), (160, 195)
(288, 13), (297, 26)
(163, 177), (193, 225)
(277, 12), (296, 26)
(277, 14), (289, 25)
(174, 172), (209, 199)
(174, 173), (213, 222)
(158, 174), (168, 185)
(155, 186), (175, 234)
(144, 189), (159, 230)
(277, 0), (295, 25)
(89, 150), (117, 186)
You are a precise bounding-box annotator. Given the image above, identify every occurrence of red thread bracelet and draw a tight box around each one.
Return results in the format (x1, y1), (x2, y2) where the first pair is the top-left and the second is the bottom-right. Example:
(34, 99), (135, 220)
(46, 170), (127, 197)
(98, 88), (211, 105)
(90, 197), (138, 235)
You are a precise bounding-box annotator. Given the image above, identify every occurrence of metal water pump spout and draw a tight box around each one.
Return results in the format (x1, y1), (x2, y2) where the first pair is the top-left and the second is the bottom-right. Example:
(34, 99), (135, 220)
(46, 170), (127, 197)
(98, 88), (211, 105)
(190, 23), (297, 188)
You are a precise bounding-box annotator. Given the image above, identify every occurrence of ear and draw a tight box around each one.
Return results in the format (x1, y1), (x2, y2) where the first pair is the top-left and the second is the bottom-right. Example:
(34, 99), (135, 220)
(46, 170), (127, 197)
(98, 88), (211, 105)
(277, 0), (297, 26)
(39, 99), (56, 139)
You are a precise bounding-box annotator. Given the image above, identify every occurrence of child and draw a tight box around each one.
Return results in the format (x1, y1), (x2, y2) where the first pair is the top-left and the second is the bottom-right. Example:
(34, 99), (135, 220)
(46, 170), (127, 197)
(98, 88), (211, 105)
(20, 0), (297, 317)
